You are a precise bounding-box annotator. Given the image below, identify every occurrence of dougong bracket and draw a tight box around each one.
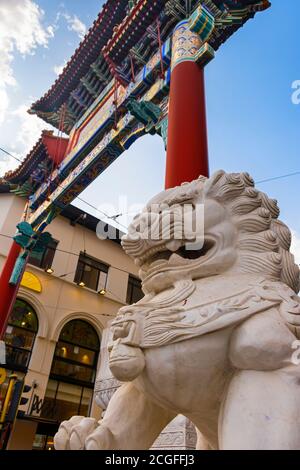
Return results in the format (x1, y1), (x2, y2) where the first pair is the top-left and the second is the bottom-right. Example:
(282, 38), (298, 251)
(127, 99), (162, 135)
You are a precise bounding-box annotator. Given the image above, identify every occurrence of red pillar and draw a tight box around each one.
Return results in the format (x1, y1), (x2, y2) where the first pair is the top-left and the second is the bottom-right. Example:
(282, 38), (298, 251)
(0, 242), (22, 339)
(165, 63), (209, 189)
(165, 20), (210, 189)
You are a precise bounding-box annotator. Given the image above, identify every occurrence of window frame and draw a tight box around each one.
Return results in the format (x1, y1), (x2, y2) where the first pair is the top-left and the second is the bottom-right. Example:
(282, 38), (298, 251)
(126, 275), (143, 305)
(74, 251), (109, 292)
(51, 340), (98, 386)
(28, 238), (58, 270)
(4, 299), (39, 372)
(49, 320), (100, 387)
(40, 379), (93, 423)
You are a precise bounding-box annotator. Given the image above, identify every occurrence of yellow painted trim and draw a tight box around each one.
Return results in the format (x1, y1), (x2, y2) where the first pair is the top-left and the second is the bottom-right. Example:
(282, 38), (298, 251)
(0, 375), (17, 423)
(0, 368), (7, 385)
(21, 271), (42, 293)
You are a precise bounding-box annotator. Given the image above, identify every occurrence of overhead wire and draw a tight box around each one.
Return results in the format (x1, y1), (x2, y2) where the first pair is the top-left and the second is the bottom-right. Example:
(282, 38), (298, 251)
(0, 232), (134, 277)
(0, 147), (23, 164)
(0, 145), (128, 232)
(255, 171), (300, 185)
(2, 140), (300, 230)
(76, 197), (128, 231)
(0, 231), (135, 304)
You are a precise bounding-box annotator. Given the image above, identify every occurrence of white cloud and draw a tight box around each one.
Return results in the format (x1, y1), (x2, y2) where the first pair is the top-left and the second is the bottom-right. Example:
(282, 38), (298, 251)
(12, 104), (53, 155)
(291, 231), (300, 266)
(0, 146), (14, 176)
(0, 0), (54, 125)
(0, 3), (86, 177)
(0, 88), (10, 128)
(63, 13), (87, 40)
(0, 103), (54, 176)
(53, 60), (67, 76)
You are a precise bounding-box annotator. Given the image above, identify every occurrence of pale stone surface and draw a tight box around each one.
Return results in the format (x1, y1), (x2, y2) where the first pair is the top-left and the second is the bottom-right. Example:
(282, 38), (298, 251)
(94, 326), (121, 414)
(54, 171), (300, 451)
(151, 415), (197, 450)
(93, 325), (197, 450)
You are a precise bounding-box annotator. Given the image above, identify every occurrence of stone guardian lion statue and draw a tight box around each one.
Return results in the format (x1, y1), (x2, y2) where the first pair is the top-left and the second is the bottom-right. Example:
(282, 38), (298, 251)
(54, 171), (300, 450)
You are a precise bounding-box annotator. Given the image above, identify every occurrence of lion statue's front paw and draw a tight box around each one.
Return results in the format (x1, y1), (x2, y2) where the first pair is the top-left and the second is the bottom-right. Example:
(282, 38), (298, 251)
(54, 416), (99, 450)
(85, 424), (114, 450)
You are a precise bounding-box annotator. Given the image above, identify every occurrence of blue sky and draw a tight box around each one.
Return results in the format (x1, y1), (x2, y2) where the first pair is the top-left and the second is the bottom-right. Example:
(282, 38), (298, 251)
(0, 0), (299, 258)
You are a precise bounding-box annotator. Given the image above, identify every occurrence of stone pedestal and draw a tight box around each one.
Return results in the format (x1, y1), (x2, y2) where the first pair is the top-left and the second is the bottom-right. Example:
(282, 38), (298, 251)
(151, 415), (197, 450)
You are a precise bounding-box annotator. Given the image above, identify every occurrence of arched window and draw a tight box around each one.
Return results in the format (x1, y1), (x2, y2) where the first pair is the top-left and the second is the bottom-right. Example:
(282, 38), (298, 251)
(41, 320), (100, 423)
(51, 320), (100, 384)
(4, 299), (39, 371)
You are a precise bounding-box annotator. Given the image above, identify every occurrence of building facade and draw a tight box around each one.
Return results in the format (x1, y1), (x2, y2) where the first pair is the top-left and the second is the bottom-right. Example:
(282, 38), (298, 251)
(0, 188), (142, 450)
(0, 134), (198, 451)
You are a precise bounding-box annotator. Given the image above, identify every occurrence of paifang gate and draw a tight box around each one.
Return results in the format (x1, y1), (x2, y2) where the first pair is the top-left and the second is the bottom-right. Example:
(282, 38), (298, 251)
(0, 1), (271, 335)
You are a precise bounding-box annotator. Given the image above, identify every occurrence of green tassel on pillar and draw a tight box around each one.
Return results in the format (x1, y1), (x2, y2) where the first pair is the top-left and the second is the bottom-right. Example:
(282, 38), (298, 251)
(9, 252), (28, 286)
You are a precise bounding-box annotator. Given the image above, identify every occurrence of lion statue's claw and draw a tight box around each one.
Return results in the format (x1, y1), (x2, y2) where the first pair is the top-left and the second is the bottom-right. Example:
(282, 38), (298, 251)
(54, 416), (98, 450)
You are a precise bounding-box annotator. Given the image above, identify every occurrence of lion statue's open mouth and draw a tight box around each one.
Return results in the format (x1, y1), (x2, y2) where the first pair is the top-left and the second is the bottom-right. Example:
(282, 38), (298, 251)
(121, 170), (299, 295)
(131, 237), (216, 273)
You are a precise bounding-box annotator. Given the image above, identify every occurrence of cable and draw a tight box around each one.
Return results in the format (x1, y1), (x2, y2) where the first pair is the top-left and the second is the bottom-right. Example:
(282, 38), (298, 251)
(3, 135), (300, 233)
(0, 232), (134, 277)
(55, 246), (132, 276)
(0, 233), (13, 240)
(38, 271), (129, 305)
(0, 148), (129, 232)
(81, 214), (87, 254)
(0, 147), (23, 164)
(76, 196), (128, 231)
(39, 304), (116, 318)
(104, 287), (129, 305)
(0, 231), (134, 302)
(33, 167), (300, 233)
(0, 144), (128, 232)
(40, 271), (76, 285)
(255, 171), (300, 185)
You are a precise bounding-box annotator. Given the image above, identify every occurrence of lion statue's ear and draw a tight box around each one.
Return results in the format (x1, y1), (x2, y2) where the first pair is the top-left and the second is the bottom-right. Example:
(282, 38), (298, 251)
(271, 219), (300, 294)
(203, 170), (225, 197)
(200, 170), (300, 294)
(203, 171), (254, 202)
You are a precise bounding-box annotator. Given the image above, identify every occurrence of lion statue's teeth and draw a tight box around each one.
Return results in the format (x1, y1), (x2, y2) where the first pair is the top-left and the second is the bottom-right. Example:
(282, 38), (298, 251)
(165, 240), (182, 252)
